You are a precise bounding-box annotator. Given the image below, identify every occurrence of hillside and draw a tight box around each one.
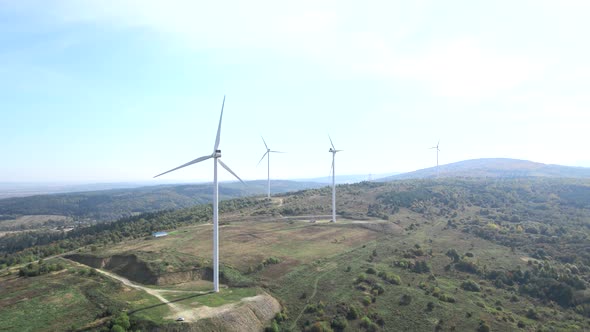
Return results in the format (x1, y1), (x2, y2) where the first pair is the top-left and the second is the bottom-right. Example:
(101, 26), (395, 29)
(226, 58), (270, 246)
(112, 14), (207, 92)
(380, 158), (590, 181)
(2, 177), (590, 331)
(0, 180), (323, 230)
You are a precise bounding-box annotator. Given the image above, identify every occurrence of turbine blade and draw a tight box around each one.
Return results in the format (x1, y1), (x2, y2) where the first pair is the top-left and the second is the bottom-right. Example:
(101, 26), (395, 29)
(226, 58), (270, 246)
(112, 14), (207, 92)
(335, 150), (343, 152)
(270, 150), (285, 153)
(154, 154), (213, 178)
(257, 151), (269, 166)
(213, 96), (225, 152)
(328, 135), (335, 150)
(261, 136), (268, 150)
(219, 159), (245, 185)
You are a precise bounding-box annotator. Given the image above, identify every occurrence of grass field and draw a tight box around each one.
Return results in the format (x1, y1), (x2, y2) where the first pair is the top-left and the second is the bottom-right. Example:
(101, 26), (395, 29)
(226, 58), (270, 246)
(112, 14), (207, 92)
(0, 258), (158, 332)
(95, 219), (386, 279)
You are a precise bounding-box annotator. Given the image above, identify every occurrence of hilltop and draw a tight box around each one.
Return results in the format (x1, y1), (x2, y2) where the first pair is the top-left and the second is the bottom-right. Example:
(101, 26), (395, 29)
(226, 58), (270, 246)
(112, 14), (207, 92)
(379, 158), (590, 181)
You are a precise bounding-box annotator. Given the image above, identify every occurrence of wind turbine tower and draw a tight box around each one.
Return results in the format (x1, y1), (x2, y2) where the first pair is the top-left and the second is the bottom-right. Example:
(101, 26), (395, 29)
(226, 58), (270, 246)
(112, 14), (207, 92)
(154, 96), (243, 293)
(258, 137), (284, 199)
(329, 136), (342, 222)
(430, 140), (440, 177)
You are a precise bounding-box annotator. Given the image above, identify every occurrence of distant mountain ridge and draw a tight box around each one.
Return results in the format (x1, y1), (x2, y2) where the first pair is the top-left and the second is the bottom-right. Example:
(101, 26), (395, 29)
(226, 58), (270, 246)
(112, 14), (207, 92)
(378, 158), (590, 181)
(0, 180), (324, 222)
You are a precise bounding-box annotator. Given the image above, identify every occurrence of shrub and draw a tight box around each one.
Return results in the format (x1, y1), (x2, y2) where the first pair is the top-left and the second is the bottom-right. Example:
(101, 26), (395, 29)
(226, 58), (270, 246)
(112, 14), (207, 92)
(372, 284), (385, 295)
(446, 249), (460, 262)
(366, 267), (377, 275)
(455, 260), (479, 274)
(379, 272), (401, 285)
(111, 325), (125, 332)
(347, 305), (360, 320)
(411, 261), (431, 274)
(399, 294), (412, 305)
(355, 273), (367, 284)
(330, 317), (348, 331)
(426, 301), (435, 311)
(477, 321), (490, 332)
(525, 308), (539, 320)
(308, 321), (332, 332)
(265, 320), (280, 332)
(438, 294), (456, 303)
(461, 280), (481, 292)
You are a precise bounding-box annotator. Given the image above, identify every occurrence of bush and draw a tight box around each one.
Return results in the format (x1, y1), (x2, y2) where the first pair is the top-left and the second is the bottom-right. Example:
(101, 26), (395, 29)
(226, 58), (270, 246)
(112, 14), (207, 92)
(438, 294), (456, 303)
(411, 261), (431, 274)
(426, 301), (435, 311)
(399, 294), (412, 305)
(378, 271), (401, 285)
(111, 325), (125, 332)
(366, 267), (377, 275)
(263, 257), (281, 265)
(360, 316), (379, 331)
(454, 260), (479, 274)
(347, 305), (360, 320)
(446, 249), (460, 262)
(477, 321), (490, 332)
(525, 308), (539, 320)
(355, 273), (367, 284)
(308, 321), (333, 332)
(461, 280), (481, 292)
(265, 320), (280, 332)
(330, 317), (348, 331)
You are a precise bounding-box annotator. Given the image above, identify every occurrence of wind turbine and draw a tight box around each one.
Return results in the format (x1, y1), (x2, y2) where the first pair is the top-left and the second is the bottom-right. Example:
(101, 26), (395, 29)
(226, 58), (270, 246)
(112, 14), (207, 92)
(430, 140), (440, 177)
(154, 96), (243, 293)
(329, 136), (342, 222)
(258, 137), (284, 199)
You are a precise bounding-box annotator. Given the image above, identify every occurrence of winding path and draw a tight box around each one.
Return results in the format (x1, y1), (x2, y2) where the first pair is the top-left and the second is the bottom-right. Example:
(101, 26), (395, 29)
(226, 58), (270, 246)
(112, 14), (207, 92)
(290, 263), (337, 329)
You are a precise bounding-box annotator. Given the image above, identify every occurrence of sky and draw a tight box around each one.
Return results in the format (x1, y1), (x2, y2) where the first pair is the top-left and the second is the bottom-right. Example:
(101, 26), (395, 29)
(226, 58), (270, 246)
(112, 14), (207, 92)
(1, 0), (589, 183)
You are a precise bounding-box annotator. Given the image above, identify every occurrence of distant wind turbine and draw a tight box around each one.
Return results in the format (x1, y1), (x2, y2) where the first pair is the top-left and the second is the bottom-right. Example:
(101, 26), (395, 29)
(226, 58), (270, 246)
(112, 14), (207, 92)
(154, 96), (243, 293)
(329, 136), (342, 222)
(430, 140), (440, 177)
(257, 137), (284, 199)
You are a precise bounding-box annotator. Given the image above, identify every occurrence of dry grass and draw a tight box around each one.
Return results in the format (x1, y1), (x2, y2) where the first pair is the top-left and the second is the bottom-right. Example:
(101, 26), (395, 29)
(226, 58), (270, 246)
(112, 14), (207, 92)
(98, 219), (385, 278)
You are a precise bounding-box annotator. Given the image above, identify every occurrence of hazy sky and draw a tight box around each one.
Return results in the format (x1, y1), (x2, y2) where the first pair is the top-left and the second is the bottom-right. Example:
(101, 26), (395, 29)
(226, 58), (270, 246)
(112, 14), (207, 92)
(1, 1), (589, 183)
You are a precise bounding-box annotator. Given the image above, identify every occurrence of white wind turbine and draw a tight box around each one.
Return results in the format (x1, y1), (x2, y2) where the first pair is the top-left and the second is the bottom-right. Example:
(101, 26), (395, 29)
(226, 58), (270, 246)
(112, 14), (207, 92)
(329, 136), (342, 222)
(430, 140), (440, 177)
(258, 137), (284, 199)
(154, 96), (243, 293)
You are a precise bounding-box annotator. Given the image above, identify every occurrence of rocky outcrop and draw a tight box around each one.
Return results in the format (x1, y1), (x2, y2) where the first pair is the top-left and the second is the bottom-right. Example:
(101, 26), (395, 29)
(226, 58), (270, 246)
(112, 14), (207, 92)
(160, 293), (281, 332)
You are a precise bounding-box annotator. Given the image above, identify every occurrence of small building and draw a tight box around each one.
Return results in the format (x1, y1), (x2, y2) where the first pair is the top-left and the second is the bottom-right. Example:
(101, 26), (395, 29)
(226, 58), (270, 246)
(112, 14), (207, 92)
(152, 231), (168, 238)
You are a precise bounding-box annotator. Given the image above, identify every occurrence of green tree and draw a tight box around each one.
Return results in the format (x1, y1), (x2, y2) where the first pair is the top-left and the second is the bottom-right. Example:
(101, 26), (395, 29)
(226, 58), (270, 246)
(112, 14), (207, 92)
(111, 325), (125, 332)
(113, 312), (130, 331)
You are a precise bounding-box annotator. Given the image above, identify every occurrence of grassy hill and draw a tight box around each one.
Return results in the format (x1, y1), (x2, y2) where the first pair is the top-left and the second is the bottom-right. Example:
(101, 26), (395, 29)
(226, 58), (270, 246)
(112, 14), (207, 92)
(1, 178), (590, 331)
(380, 158), (590, 181)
